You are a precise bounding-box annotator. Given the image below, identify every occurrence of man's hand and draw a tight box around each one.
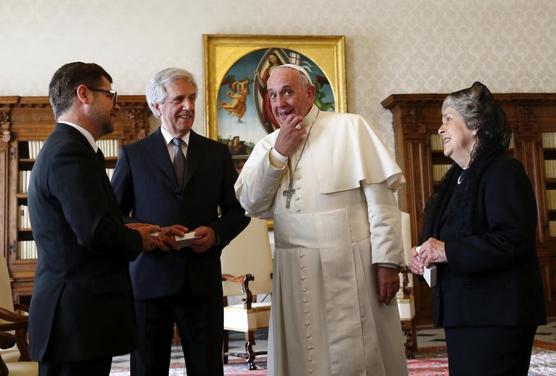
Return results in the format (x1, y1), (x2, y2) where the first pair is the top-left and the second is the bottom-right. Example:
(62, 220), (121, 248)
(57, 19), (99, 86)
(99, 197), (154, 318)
(188, 226), (217, 254)
(375, 265), (400, 305)
(125, 222), (153, 230)
(127, 223), (164, 252)
(158, 224), (188, 250)
(274, 114), (306, 157)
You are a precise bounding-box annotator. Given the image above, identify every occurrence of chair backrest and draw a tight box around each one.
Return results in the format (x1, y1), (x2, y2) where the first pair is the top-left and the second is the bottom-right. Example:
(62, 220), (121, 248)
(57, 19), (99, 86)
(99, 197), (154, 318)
(221, 218), (273, 297)
(0, 254), (14, 320)
(398, 211), (416, 321)
(401, 211), (412, 266)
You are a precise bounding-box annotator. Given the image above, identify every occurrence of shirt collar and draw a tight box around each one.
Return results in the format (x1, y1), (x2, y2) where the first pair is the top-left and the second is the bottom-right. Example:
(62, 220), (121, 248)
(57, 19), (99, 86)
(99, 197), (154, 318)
(160, 126), (190, 146)
(302, 105), (320, 129)
(59, 121), (98, 152)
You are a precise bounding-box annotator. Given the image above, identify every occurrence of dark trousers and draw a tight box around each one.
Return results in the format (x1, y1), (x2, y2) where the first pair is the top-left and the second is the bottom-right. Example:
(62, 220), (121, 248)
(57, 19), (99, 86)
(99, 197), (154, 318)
(445, 325), (537, 376)
(130, 287), (224, 376)
(39, 356), (112, 376)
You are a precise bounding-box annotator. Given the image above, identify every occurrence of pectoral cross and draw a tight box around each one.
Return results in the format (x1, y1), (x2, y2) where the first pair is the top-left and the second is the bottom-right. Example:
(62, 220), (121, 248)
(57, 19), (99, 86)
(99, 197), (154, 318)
(282, 180), (296, 209)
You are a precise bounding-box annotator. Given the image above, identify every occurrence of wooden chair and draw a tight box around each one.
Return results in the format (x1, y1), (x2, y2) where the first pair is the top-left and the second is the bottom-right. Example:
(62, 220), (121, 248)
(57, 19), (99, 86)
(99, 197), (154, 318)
(221, 218), (272, 370)
(0, 254), (37, 376)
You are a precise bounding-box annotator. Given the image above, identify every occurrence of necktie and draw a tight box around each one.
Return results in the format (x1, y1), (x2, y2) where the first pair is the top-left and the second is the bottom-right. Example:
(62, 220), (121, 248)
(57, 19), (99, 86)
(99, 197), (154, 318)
(172, 138), (185, 187)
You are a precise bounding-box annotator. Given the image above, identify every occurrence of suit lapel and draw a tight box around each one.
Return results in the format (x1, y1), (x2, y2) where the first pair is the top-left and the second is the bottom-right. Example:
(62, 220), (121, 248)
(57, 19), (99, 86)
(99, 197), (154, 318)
(57, 123), (120, 204)
(182, 131), (203, 189)
(147, 129), (178, 185)
(56, 123), (95, 152)
(57, 123), (105, 168)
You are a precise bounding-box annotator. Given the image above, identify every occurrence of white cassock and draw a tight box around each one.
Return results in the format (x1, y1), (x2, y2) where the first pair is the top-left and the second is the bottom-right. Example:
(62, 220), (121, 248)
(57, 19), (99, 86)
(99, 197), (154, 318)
(235, 105), (408, 376)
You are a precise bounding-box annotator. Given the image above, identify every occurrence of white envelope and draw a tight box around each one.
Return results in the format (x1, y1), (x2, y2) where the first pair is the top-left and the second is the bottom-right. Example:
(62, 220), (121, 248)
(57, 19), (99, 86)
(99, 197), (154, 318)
(423, 265), (437, 288)
(175, 232), (200, 248)
(150, 232), (200, 248)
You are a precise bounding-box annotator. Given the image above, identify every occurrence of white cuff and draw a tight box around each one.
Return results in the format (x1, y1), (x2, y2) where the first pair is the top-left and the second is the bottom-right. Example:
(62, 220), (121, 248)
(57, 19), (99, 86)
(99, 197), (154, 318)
(269, 147), (288, 169)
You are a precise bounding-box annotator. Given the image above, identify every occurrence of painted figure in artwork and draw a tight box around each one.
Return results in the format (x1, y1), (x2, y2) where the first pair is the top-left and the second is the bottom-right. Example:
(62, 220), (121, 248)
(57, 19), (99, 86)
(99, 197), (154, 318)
(255, 51), (286, 132)
(220, 78), (250, 122)
(228, 135), (247, 155)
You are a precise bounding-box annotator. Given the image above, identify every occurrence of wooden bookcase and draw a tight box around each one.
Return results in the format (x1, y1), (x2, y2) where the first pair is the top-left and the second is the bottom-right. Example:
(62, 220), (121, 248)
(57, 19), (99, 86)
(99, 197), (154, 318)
(382, 93), (556, 325)
(0, 95), (150, 305)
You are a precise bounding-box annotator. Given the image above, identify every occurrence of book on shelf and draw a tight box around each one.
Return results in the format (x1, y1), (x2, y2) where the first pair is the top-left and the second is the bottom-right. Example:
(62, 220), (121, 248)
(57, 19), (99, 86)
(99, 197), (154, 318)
(431, 134), (513, 151)
(542, 133), (556, 149)
(18, 205), (31, 229)
(547, 190), (556, 210)
(27, 140), (45, 159)
(432, 164), (451, 182)
(430, 134), (443, 152)
(18, 170), (31, 193)
(550, 221), (556, 237)
(97, 139), (119, 158)
(17, 240), (37, 260)
(545, 160), (556, 179)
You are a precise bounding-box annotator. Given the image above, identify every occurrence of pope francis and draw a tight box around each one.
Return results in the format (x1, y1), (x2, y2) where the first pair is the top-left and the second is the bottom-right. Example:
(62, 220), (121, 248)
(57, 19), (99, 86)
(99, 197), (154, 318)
(234, 64), (408, 376)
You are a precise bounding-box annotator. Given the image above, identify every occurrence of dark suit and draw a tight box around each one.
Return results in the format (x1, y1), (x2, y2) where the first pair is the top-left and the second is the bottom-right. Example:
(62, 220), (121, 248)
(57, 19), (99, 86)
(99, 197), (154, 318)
(424, 154), (546, 375)
(111, 128), (249, 375)
(28, 123), (143, 373)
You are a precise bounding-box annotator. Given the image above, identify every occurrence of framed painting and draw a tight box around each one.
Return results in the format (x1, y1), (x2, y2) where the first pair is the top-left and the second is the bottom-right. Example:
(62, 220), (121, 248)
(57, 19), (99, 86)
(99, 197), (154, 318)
(203, 34), (347, 173)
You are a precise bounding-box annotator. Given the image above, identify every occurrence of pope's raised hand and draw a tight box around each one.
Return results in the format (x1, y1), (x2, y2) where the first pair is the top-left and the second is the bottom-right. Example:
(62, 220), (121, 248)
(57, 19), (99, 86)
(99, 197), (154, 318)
(274, 114), (306, 157)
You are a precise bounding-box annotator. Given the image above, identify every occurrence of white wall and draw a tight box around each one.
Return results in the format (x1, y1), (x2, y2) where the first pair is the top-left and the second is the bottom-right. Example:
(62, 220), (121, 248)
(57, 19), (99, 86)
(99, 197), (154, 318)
(1, 0), (555, 149)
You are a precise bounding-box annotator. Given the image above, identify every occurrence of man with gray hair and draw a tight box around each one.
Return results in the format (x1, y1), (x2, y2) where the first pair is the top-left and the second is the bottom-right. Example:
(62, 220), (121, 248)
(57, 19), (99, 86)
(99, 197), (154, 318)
(235, 64), (408, 375)
(111, 67), (249, 375)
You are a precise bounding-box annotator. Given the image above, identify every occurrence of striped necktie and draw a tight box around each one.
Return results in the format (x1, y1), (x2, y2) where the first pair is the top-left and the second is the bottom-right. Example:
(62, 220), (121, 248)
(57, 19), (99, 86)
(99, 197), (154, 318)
(172, 138), (185, 187)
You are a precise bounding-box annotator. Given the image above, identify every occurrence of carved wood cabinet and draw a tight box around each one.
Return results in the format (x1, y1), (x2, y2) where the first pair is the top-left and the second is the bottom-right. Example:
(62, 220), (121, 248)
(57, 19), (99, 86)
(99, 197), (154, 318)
(0, 96), (150, 305)
(382, 93), (556, 324)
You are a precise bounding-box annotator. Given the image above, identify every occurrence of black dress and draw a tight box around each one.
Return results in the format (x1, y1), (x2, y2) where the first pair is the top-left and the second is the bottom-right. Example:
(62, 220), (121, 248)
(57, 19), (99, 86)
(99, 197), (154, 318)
(422, 151), (546, 376)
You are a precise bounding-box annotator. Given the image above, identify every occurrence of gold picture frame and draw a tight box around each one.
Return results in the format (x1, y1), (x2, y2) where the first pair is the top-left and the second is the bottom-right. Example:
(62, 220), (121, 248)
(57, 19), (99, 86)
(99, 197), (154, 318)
(203, 34), (347, 173)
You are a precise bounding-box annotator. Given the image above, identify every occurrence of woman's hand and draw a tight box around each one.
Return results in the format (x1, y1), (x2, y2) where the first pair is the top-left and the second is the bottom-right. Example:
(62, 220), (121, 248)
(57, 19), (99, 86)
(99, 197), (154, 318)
(409, 237), (447, 275)
(419, 237), (447, 267)
(409, 246), (424, 275)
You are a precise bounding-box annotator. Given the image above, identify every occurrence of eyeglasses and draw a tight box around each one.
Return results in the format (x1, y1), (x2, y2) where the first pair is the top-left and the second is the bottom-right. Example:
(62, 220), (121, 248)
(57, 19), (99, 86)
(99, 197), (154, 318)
(85, 86), (118, 106)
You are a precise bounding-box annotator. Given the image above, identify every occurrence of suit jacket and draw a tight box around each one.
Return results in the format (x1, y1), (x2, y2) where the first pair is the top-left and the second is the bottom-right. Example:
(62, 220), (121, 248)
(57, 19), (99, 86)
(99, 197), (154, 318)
(426, 154), (546, 327)
(111, 128), (249, 300)
(27, 123), (143, 362)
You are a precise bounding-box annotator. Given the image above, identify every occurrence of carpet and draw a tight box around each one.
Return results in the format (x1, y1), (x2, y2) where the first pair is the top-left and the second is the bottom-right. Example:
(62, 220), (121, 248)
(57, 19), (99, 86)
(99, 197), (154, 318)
(405, 343), (556, 376)
(110, 344), (556, 375)
(110, 355), (266, 376)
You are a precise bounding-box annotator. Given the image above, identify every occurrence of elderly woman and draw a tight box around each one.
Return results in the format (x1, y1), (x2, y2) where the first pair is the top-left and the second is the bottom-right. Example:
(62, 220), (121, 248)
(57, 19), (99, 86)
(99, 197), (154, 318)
(409, 82), (546, 375)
